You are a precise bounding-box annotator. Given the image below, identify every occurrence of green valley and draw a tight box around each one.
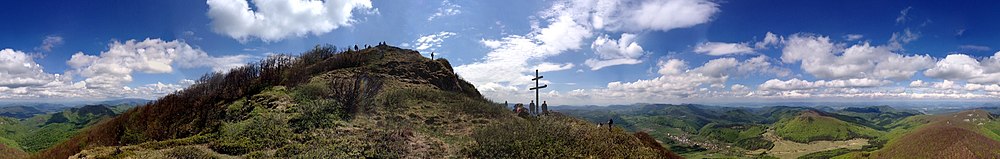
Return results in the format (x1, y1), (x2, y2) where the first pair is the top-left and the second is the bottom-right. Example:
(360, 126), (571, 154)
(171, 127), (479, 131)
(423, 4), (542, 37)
(558, 104), (1000, 158)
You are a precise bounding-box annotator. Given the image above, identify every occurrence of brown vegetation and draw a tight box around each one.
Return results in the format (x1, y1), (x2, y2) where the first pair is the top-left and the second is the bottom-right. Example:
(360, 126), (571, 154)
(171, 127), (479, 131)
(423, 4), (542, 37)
(871, 110), (1000, 159)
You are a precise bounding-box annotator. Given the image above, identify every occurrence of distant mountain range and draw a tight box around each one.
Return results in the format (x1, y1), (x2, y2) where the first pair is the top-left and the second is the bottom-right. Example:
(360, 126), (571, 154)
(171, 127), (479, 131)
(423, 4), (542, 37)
(0, 98), (149, 119)
(557, 103), (1000, 158)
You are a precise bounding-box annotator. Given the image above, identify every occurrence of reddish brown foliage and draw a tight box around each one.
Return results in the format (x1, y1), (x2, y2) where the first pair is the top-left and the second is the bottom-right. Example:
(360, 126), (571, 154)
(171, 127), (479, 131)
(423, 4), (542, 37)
(34, 45), (375, 158)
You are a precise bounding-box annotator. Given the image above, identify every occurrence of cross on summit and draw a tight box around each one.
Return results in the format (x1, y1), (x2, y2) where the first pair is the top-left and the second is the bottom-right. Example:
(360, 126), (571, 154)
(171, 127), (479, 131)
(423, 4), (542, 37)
(530, 69), (547, 115)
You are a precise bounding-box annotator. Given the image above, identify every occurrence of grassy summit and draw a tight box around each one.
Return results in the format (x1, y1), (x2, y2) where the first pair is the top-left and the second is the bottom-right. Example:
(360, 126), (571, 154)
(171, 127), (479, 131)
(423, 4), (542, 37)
(772, 110), (883, 143)
(35, 44), (679, 158)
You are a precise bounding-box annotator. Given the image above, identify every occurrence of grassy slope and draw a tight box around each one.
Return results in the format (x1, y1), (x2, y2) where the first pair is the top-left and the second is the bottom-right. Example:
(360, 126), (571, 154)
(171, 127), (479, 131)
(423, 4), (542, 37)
(40, 45), (679, 158)
(697, 123), (772, 150)
(773, 111), (883, 143)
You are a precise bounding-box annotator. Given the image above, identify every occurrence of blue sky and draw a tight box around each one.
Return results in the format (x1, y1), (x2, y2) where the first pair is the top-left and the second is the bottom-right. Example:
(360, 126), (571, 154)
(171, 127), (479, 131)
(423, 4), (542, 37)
(1, 0), (999, 105)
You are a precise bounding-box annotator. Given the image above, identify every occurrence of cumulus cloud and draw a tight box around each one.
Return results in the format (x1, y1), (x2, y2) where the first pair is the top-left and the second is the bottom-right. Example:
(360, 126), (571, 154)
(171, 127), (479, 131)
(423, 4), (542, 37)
(68, 39), (252, 88)
(909, 80), (927, 87)
(0, 48), (194, 100)
(565, 56), (787, 103)
(412, 31), (456, 53)
(457, 0), (718, 104)
(754, 32), (781, 49)
(780, 34), (934, 80)
(585, 33), (645, 70)
(427, 0), (461, 21)
(758, 78), (891, 91)
(738, 55), (792, 77)
(206, 0), (374, 42)
(924, 52), (1000, 84)
(694, 42), (755, 56)
(0, 49), (68, 88)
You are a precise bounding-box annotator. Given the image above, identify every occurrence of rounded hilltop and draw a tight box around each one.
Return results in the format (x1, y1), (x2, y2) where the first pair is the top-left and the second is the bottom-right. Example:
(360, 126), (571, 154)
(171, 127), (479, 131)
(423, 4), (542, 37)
(33, 44), (681, 159)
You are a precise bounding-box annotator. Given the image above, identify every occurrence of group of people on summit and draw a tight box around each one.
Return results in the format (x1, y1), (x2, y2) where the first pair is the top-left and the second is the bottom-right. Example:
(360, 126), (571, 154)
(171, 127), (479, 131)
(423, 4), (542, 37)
(503, 100), (615, 132)
(505, 100), (548, 116)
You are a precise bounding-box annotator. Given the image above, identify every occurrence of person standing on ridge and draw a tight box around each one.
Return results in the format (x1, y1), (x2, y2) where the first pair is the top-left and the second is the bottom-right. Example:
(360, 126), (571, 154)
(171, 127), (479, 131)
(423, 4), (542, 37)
(529, 100), (536, 115)
(541, 101), (548, 115)
(607, 118), (614, 132)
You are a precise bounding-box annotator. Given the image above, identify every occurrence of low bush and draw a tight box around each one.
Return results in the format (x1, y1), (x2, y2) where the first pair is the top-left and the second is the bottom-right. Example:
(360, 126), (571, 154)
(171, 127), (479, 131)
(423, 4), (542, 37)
(210, 113), (291, 155)
(463, 115), (664, 158)
(289, 99), (344, 132)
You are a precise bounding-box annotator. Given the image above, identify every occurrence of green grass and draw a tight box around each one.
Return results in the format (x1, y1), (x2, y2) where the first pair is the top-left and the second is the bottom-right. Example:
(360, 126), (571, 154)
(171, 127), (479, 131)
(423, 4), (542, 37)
(773, 112), (883, 143)
(211, 109), (292, 155)
(698, 123), (773, 150)
(463, 115), (666, 158)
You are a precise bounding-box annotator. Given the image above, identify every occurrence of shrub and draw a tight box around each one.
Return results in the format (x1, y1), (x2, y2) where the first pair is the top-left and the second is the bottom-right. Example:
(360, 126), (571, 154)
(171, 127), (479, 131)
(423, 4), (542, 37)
(210, 113), (291, 155)
(328, 74), (383, 116)
(292, 82), (331, 101)
(464, 115), (663, 158)
(289, 99), (344, 132)
(273, 143), (305, 158)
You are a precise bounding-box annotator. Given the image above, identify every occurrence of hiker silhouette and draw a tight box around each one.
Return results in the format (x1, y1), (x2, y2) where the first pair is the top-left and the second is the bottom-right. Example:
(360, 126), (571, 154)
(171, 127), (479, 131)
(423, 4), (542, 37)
(541, 101), (548, 115)
(607, 118), (614, 132)
(529, 100), (536, 115)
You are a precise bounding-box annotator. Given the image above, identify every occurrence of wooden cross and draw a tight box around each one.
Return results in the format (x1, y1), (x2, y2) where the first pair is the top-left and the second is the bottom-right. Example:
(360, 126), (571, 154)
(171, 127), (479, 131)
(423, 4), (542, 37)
(529, 69), (547, 114)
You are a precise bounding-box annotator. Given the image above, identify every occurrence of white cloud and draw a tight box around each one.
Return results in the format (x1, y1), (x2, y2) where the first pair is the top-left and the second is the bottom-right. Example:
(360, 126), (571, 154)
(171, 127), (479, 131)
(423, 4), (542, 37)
(585, 33), (645, 70)
(206, 0), (374, 42)
(622, 0), (719, 32)
(909, 80), (927, 87)
(758, 78), (891, 91)
(694, 42), (755, 56)
(0, 49), (68, 88)
(738, 55), (792, 77)
(533, 62), (575, 72)
(458, 0), (721, 104)
(427, 0), (461, 21)
(924, 52), (1000, 84)
(68, 39), (252, 88)
(754, 32), (781, 49)
(561, 56), (788, 104)
(36, 35), (64, 52)
(0, 48), (195, 100)
(657, 59), (687, 75)
(692, 57), (739, 77)
(413, 31), (457, 52)
(584, 58), (643, 71)
(731, 84), (748, 92)
(780, 34), (933, 80)
(843, 34), (864, 41)
(587, 0), (719, 32)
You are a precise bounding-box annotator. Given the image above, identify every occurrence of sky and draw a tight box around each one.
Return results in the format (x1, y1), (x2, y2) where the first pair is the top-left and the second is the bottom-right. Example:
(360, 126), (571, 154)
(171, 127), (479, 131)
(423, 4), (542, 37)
(1, 0), (1000, 105)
